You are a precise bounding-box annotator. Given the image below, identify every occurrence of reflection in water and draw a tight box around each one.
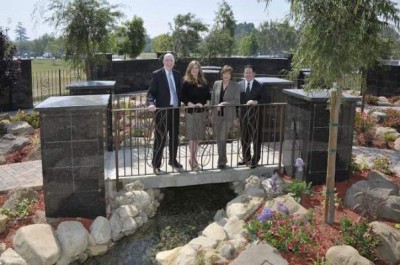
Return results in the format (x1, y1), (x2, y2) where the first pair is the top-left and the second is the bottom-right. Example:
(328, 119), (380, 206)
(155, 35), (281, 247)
(81, 183), (236, 265)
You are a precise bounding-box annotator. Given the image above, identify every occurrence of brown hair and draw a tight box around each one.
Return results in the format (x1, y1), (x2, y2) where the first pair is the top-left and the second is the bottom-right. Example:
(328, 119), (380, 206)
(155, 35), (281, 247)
(220, 65), (233, 78)
(183, 60), (207, 86)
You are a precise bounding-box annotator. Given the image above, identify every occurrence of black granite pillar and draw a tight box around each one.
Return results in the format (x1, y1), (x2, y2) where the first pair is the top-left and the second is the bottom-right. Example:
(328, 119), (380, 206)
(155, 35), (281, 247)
(35, 95), (109, 218)
(282, 89), (360, 185)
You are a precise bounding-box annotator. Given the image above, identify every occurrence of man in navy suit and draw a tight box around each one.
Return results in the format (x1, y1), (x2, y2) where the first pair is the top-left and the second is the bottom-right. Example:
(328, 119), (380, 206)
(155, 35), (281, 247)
(237, 65), (266, 168)
(147, 53), (182, 174)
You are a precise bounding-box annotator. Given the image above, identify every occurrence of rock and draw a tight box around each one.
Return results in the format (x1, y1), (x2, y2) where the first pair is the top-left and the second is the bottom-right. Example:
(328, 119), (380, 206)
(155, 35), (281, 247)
(3, 187), (38, 210)
(0, 248), (28, 265)
(217, 242), (236, 260)
(344, 171), (400, 222)
(375, 127), (400, 140)
(213, 209), (227, 222)
(395, 137), (400, 151)
(0, 243), (6, 254)
(56, 221), (89, 265)
(243, 175), (266, 197)
(125, 180), (144, 192)
(202, 221), (227, 241)
(6, 121), (34, 136)
(326, 245), (374, 265)
(156, 245), (196, 265)
(0, 214), (8, 234)
(188, 236), (219, 249)
(226, 195), (264, 220)
(0, 113), (10, 122)
(90, 216), (112, 245)
(0, 134), (30, 155)
(230, 242), (288, 265)
(370, 221), (400, 265)
(0, 154), (6, 165)
(370, 111), (387, 123)
(223, 216), (247, 240)
(13, 224), (60, 265)
(265, 194), (309, 224)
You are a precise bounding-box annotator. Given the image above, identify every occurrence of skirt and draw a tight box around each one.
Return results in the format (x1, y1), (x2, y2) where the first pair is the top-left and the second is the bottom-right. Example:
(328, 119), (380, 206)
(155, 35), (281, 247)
(185, 112), (206, 140)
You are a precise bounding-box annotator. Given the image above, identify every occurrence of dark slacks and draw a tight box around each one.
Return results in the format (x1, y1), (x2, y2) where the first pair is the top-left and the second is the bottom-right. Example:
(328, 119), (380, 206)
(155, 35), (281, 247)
(152, 108), (180, 168)
(240, 105), (263, 164)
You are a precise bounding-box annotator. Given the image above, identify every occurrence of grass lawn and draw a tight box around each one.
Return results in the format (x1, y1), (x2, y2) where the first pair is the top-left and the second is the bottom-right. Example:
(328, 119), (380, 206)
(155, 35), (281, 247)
(32, 59), (71, 72)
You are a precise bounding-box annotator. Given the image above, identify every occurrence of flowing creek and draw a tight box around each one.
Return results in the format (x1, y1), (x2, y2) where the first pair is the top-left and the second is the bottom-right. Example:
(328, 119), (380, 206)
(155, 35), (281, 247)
(80, 183), (237, 265)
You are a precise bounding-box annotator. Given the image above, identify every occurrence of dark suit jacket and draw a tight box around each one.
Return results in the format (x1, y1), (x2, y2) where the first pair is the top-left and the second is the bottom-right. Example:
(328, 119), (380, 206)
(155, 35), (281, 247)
(147, 67), (181, 107)
(238, 79), (264, 104)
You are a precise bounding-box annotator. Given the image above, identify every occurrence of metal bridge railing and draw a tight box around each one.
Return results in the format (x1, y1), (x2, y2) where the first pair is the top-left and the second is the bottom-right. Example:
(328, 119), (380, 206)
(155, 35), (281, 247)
(112, 93), (286, 178)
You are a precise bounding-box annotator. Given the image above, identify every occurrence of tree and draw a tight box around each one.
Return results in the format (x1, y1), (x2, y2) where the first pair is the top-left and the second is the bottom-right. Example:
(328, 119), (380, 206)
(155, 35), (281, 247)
(238, 30), (258, 56)
(0, 28), (20, 109)
(257, 20), (299, 56)
(202, 0), (236, 58)
(213, 0), (236, 56)
(261, 0), (399, 224)
(36, 0), (123, 80)
(116, 16), (146, 59)
(152, 34), (173, 53)
(169, 13), (208, 58)
(14, 22), (30, 57)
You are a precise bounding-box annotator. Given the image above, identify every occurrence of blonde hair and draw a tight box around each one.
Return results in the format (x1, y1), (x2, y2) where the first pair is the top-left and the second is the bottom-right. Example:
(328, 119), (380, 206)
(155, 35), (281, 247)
(183, 60), (207, 86)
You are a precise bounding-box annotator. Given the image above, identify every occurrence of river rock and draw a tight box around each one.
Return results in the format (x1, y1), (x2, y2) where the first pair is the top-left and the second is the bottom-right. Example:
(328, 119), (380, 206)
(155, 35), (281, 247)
(90, 216), (111, 245)
(326, 245), (373, 265)
(370, 221), (400, 265)
(226, 195), (264, 220)
(0, 248), (27, 265)
(13, 224), (60, 265)
(56, 221), (89, 265)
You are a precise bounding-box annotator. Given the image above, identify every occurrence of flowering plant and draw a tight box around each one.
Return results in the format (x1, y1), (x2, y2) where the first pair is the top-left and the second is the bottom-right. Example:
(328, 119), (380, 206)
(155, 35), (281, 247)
(245, 207), (318, 255)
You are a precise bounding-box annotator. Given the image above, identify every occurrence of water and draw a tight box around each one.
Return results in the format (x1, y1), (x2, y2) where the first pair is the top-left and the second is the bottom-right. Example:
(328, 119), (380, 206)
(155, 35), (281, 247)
(81, 183), (237, 265)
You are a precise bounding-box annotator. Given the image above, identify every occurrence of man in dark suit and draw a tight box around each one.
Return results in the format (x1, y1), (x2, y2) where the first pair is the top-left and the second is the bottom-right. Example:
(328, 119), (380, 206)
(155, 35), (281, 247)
(237, 65), (265, 168)
(147, 53), (182, 174)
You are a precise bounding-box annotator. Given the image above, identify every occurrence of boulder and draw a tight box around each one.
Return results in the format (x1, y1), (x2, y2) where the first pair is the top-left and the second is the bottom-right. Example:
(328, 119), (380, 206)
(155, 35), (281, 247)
(394, 137), (400, 151)
(56, 221), (89, 265)
(375, 127), (400, 140)
(230, 242), (288, 265)
(3, 187), (38, 210)
(0, 134), (30, 155)
(6, 121), (34, 136)
(370, 221), (400, 265)
(0, 214), (8, 233)
(90, 216), (111, 245)
(13, 224), (60, 265)
(326, 245), (373, 265)
(0, 248), (28, 265)
(202, 221), (227, 242)
(226, 195), (264, 220)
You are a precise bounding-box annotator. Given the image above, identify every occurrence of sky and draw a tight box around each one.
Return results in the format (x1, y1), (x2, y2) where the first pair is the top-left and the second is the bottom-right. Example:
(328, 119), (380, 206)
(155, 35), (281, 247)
(0, 0), (291, 41)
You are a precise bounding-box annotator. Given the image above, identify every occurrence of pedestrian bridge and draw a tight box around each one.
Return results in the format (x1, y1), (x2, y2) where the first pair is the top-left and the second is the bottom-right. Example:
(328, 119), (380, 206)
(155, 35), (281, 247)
(108, 94), (286, 190)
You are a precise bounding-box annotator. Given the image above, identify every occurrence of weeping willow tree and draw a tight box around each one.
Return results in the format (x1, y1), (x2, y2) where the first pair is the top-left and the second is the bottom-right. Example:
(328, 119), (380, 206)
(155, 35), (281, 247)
(35, 0), (123, 80)
(260, 0), (399, 224)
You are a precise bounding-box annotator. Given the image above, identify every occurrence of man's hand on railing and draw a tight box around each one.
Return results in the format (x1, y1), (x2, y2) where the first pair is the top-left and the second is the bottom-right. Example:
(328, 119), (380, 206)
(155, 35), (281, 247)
(246, 100), (258, 105)
(148, 105), (156, 112)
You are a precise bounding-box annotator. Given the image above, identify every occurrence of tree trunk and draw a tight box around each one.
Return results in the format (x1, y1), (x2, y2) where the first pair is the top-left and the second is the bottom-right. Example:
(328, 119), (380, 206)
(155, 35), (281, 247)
(324, 83), (342, 224)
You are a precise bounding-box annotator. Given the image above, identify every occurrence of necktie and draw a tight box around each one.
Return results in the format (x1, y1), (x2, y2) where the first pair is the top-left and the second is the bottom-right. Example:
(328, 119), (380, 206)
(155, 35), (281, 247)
(167, 71), (178, 107)
(246, 82), (251, 96)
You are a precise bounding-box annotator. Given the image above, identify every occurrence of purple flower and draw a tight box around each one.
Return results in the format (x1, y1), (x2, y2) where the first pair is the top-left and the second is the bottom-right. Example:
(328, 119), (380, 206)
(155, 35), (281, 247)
(258, 208), (274, 222)
(277, 203), (289, 215)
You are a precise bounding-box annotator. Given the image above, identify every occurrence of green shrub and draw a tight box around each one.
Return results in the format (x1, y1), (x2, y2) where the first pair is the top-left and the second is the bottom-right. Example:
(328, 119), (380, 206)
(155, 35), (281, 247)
(284, 180), (313, 202)
(338, 217), (380, 261)
(372, 155), (391, 175)
(383, 131), (398, 142)
(354, 112), (375, 134)
(245, 208), (317, 255)
(0, 198), (37, 219)
(10, 110), (40, 129)
(365, 95), (379, 105)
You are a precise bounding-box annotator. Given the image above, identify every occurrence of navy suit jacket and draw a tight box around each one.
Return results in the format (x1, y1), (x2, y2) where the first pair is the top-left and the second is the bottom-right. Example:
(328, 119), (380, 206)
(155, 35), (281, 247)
(238, 79), (265, 104)
(147, 67), (181, 107)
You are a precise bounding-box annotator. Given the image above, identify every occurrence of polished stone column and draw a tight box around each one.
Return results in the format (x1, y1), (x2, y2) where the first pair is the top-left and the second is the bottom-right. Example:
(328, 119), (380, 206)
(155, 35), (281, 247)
(35, 95), (109, 218)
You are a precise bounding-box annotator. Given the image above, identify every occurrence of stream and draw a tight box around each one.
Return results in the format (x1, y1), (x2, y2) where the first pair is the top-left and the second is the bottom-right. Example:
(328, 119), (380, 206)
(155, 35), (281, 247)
(79, 183), (237, 265)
